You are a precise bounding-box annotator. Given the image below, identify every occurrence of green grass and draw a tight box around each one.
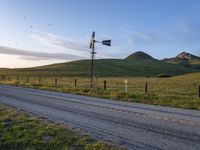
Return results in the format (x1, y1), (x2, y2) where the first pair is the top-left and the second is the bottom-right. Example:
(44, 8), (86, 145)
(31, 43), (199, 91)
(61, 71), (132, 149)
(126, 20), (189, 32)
(0, 58), (197, 77)
(0, 104), (124, 150)
(1, 72), (200, 110)
(164, 58), (200, 69)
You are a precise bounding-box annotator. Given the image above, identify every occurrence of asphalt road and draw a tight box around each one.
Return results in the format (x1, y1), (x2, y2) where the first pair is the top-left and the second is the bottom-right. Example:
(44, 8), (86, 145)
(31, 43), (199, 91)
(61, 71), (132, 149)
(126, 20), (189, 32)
(0, 84), (200, 150)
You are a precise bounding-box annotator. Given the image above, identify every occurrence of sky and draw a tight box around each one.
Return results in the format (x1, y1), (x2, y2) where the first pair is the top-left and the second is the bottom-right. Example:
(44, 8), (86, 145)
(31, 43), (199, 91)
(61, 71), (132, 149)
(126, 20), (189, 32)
(0, 0), (200, 68)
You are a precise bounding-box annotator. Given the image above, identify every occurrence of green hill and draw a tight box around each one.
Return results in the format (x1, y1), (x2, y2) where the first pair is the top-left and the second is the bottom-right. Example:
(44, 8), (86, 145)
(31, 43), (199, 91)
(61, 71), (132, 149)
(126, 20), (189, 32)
(125, 51), (155, 61)
(0, 68), (9, 71)
(0, 56), (197, 77)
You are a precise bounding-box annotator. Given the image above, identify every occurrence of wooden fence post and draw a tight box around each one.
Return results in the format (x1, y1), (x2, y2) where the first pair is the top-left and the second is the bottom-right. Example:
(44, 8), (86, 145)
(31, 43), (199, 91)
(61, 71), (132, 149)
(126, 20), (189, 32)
(75, 79), (77, 87)
(55, 78), (57, 86)
(39, 77), (41, 85)
(199, 84), (200, 98)
(26, 76), (29, 83)
(104, 80), (107, 91)
(17, 76), (19, 81)
(145, 82), (148, 94)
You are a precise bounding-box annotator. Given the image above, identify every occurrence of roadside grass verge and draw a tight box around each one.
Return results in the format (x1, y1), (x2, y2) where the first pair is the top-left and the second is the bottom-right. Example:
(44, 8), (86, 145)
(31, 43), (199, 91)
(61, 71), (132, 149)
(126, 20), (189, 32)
(0, 104), (125, 150)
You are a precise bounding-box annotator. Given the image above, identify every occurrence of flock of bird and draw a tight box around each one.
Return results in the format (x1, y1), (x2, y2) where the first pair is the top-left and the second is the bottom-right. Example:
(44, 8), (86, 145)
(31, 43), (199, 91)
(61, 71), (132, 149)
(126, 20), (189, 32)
(24, 16), (52, 29)
(7, 16), (80, 48)
(7, 16), (52, 47)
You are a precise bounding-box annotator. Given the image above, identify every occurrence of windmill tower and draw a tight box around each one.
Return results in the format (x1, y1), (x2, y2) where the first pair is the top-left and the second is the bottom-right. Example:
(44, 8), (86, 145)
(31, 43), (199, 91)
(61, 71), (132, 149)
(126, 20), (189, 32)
(89, 31), (111, 88)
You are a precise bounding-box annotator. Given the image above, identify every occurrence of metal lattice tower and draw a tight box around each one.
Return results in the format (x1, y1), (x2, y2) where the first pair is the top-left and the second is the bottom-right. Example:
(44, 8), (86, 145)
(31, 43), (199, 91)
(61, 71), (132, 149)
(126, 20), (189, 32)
(89, 31), (111, 88)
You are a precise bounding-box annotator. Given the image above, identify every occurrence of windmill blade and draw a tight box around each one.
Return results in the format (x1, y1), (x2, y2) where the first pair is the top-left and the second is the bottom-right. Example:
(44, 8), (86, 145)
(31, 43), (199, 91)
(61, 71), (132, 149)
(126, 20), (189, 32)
(92, 31), (95, 39)
(89, 31), (95, 49)
(102, 40), (111, 46)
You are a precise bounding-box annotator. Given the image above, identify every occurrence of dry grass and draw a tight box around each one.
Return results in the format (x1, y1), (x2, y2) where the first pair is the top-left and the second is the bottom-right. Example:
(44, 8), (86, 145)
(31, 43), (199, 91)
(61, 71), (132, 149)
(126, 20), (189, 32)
(1, 72), (200, 110)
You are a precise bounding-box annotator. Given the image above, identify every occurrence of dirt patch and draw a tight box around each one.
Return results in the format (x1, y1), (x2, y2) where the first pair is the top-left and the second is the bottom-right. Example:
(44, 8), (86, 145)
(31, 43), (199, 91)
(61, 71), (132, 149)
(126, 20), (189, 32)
(42, 135), (54, 142)
(2, 118), (15, 128)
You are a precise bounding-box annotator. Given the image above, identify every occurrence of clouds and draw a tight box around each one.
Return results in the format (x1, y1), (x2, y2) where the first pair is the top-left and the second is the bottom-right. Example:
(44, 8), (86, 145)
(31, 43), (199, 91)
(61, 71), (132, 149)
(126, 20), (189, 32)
(0, 45), (85, 61)
(31, 31), (113, 59)
(174, 21), (200, 44)
(0, 31), (92, 61)
(122, 30), (153, 45)
(122, 20), (200, 48)
(31, 31), (89, 57)
(0, 31), (113, 64)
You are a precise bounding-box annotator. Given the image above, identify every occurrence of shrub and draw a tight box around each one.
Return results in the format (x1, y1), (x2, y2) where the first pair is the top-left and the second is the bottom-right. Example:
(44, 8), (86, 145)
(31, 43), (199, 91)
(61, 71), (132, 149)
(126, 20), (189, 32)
(158, 73), (172, 78)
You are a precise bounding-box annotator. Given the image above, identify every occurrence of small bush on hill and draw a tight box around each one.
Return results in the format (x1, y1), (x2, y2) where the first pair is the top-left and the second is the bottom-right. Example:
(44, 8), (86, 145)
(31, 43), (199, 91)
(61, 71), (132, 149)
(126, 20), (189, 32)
(158, 73), (172, 78)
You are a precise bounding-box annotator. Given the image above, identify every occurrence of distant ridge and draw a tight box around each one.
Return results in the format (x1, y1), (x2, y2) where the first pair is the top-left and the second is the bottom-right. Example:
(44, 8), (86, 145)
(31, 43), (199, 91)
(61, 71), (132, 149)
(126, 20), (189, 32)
(0, 68), (9, 71)
(163, 52), (200, 69)
(164, 52), (200, 61)
(0, 51), (199, 77)
(176, 52), (200, 60)
(125, 51), (155, 61)
(0, 50), (196, 77)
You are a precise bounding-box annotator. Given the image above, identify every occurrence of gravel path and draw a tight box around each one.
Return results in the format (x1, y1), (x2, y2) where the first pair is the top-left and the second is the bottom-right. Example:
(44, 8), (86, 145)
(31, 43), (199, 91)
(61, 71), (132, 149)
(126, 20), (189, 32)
(0, 84), (200, 150)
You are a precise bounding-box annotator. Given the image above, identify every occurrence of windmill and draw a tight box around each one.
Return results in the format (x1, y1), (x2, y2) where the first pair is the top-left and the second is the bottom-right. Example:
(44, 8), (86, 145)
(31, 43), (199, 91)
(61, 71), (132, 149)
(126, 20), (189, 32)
(89, 31), (111, 88)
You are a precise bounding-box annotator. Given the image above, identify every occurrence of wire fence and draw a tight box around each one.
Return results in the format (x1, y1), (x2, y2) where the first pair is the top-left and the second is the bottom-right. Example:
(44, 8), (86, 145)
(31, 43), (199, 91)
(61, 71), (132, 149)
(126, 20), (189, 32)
(1, 75), (200, 99)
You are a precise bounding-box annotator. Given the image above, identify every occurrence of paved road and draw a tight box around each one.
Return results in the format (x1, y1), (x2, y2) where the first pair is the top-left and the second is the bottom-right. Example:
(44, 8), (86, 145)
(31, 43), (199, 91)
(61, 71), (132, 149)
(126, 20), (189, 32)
(0, 84), (200, 150)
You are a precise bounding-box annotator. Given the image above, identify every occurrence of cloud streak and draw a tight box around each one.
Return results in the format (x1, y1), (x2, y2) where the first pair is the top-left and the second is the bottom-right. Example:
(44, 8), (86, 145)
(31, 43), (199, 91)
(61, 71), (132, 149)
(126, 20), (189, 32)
(0, 45), (85, 61)
(31, 31), (112, 59)
(31, 31), (89, 55)
(122, 29), (153, 45)
(122, 20), (200, 47)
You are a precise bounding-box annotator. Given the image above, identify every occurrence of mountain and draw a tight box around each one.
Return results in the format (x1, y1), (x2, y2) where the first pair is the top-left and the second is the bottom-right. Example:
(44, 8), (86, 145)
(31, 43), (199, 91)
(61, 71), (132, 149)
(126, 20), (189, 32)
(125, 51), (155, 61)
(164, 52), (200, 69)
(176, 52), (200, 60)
(0, 51), (197, 77)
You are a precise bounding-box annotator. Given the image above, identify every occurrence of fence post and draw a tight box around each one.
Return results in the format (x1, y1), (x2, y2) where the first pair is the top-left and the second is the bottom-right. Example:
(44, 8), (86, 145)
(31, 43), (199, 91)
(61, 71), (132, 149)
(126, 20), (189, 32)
(8, 76), (10, 81)
(55, 78), (57, 86)
(145, 82), (148, 94)
(104, 80), (107, 91)
(199, 84), (200, 98)
(39, 77), (41, 85)
(75, 79), (77, 87)
(17, 76), (19, 81)
(26, 76), (29, 83)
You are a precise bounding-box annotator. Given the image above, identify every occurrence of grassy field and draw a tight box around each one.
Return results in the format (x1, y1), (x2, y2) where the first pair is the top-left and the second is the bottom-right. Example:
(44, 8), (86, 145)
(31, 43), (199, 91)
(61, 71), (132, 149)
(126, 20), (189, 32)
(0, 59), (197, 77)
(0, 104), (124, 150)
(164, 57), (200, 69)
(0, 72), (200, 110)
